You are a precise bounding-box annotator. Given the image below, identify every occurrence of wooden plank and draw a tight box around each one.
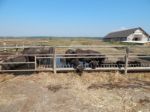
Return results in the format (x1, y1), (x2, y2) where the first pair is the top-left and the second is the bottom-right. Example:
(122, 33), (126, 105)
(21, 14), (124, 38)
(0, 69), (53, 72)
(0, 45), (125, 49)
(56, 56), (124, 59)
(0, 53), (125, 57)
(0, 45), (150, 50)
(127, 67), (150, 70)
(0, 62), (35, 64)
(0, 54), (54, 57)
(129, 55), (150, 58)
(0, 65), (150, 72)
(125, 47), (129, 75)
(36, 57), (53, 59)
(56, 66), (150, 71)
(53, 47), (57, 74)
(35, 55), (37, 70)
(56, 53), (126, 56)
(56, 67), (125, 71)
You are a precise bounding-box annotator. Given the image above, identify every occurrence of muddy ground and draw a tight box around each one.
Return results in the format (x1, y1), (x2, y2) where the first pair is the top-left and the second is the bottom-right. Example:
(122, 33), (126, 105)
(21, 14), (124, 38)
(0, 72), (150, 112)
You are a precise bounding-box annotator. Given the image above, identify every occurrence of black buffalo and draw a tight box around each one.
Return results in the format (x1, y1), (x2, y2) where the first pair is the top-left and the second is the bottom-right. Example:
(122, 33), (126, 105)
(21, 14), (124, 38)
(1, 56), (28, 70)
(22, 47), (54, 61)
(64, 49), (106, 74)
(116, 60), (141, 68)
(22, 47), (54, 66)
(1, 47), (54, 70)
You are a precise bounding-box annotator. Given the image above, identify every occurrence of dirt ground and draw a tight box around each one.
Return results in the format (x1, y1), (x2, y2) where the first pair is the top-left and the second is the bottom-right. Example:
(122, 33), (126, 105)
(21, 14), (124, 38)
(0, 72), (150, 112)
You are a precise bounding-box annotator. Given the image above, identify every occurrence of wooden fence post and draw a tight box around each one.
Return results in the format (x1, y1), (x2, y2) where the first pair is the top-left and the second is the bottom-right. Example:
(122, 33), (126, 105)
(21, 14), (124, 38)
(125, 47), (129, 75)
(34, 55), (37, 70)
(53, 47), (57, 74)
(3, 42), (7, 52)
(15, 44), (18, 55)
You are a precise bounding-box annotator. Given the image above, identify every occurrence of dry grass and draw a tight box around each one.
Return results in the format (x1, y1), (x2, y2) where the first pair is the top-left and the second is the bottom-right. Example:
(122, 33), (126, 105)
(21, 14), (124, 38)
(1, 38), (149, 55)
(0, 73), (15, 83)
(127, 72), (150, 81)
(0, 38), (104, 46)
(0, 71), (150, 112)
(1, 71), (149, 87)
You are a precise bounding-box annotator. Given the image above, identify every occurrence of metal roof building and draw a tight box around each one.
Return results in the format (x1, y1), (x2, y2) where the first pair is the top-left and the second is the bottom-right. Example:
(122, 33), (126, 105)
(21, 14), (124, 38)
(104, 27), (150, 43)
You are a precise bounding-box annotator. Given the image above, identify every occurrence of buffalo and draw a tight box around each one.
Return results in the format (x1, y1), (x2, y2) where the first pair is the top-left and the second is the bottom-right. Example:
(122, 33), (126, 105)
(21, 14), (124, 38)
(0, 56), (28, 70)
(0, 47), (54, 70)
(22, 47), (54, 67)
(116, 60), (141, 68)
(22, 47), (54, 61)
(64, 49), (106, 74)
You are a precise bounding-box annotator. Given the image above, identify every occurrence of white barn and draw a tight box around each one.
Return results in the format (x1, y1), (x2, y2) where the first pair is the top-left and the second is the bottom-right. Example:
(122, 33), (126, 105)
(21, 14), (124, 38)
(104, 27), (150, 43)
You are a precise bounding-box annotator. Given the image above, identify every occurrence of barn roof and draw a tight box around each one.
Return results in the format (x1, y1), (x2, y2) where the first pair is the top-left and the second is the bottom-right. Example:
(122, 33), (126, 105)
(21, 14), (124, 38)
(104, 27), (149, 39)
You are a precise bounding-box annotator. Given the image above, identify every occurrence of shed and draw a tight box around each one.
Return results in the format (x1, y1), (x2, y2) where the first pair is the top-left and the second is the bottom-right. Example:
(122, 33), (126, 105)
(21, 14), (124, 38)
(104, 27), (150, 43)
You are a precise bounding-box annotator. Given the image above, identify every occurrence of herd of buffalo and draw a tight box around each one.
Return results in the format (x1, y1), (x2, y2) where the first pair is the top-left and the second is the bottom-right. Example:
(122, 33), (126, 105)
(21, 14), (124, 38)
(0, 47), (141, 73)
(0, 47), (54, 70)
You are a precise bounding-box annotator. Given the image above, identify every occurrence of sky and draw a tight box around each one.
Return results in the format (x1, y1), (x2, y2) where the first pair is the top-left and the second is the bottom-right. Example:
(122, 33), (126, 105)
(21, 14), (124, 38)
(0, 0), (150, 37)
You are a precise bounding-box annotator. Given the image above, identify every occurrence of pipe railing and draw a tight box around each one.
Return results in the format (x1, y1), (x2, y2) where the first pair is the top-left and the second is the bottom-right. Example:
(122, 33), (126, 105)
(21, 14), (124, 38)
(0, 46), (150, 74)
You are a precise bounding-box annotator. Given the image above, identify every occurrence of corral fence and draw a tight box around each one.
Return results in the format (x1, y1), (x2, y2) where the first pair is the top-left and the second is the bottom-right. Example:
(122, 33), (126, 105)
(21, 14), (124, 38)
(0, 45), (150, 75)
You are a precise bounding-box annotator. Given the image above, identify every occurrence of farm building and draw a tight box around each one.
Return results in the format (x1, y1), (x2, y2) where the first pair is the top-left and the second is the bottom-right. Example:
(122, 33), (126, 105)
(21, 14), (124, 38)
(104, 27), (150, 43)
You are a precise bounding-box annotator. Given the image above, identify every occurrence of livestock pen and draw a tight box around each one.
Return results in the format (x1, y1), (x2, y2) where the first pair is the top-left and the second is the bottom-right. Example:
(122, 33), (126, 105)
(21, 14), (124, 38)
(0, 45), (150, 75)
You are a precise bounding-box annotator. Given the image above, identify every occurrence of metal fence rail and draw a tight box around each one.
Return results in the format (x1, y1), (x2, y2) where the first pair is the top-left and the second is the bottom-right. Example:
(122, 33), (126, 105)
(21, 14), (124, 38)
(0, 45), (150, 75)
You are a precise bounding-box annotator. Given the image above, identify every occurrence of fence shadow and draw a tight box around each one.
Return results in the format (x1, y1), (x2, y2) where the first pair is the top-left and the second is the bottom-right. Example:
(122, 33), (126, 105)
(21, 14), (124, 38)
(87, 80), (150, 90)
